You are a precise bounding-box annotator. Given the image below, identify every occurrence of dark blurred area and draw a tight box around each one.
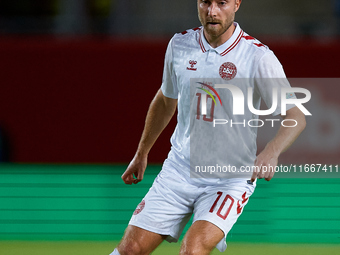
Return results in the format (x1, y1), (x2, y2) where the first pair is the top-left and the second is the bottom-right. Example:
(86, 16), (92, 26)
(0, 0), (339, 163)
(0, 124), (11, 162)
(0, 0), (339, 37)
(0, 0), (197, 36)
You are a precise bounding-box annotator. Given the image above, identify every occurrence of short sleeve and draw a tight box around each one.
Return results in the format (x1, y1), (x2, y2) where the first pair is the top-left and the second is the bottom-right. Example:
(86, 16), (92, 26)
(255, 50), (286, 79)
(255, 51), (296, 116)
(160, 38), (178, 99)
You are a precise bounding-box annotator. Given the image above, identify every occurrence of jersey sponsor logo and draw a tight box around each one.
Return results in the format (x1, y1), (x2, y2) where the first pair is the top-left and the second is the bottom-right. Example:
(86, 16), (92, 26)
(187, 60), (198, 71)
(133, 199), (145, 215)
(219, 62), (237, 80)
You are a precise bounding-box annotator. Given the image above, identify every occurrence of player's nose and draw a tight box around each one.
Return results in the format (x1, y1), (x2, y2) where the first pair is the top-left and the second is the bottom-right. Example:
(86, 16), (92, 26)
(208, 2), (218, 17)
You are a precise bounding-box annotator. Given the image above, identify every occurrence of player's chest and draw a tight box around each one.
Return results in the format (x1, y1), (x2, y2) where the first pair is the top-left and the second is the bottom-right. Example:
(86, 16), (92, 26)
(172, 49), (254, 86)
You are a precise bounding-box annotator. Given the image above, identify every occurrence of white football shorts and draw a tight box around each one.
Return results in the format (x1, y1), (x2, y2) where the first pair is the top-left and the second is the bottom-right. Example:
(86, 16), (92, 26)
(128, 165), (255, 252)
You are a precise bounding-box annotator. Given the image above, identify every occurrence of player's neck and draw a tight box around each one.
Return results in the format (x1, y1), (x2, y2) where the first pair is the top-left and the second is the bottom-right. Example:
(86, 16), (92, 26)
(203, 24), (236, 49)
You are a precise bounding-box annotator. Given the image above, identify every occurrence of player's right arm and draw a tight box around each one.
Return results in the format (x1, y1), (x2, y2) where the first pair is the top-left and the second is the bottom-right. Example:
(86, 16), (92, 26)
(121, 89), (177, 185)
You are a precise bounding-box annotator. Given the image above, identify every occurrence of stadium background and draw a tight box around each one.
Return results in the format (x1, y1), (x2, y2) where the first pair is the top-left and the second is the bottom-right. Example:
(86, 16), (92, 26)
(0, 0), (339, 254)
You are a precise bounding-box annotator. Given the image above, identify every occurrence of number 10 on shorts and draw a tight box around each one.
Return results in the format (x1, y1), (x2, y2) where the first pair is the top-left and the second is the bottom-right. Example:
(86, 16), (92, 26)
(209, 191), (248, 220)
(209, 192), (235, 220)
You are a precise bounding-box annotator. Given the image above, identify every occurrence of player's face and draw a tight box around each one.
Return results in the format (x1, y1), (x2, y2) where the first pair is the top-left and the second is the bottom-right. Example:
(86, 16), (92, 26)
(197, 0), (241, 42)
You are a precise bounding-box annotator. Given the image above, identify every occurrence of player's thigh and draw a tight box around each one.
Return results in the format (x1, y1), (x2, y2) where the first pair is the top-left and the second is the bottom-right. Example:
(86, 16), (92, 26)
(192, 181), (255, 252)
(117, 225), (166, 255)
(180, 220), (224, 255)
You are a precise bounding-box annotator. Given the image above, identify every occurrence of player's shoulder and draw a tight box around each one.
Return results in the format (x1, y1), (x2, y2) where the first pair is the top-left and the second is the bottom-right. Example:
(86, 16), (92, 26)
(239, 31), (271, 54)
(171, 26), (202, 44)
(177, 26), (202, 36)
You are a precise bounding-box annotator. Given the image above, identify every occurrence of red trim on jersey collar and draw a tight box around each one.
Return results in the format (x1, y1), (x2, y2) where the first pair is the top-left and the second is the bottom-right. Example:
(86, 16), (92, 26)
(198, 29), (207, 53)
(199, 22), (243, 56)
(220, 30), (244, 56)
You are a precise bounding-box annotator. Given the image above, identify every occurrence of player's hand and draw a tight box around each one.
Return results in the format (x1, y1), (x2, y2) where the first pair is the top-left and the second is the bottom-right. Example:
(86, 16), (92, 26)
(121, 153), (147, 185)
(251, 148), (278, 182)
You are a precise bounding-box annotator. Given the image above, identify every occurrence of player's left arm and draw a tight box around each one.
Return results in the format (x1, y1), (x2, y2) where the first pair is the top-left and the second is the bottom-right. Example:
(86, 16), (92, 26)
(251, 106), (306, 182)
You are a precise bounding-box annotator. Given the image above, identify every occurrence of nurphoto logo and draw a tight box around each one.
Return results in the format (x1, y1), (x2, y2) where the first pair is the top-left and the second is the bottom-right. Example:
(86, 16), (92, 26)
(196, 82), (312, 128)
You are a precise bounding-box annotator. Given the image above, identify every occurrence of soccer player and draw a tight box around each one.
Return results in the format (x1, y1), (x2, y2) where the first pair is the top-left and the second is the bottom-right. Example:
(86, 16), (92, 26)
(110, 0), (306, 254)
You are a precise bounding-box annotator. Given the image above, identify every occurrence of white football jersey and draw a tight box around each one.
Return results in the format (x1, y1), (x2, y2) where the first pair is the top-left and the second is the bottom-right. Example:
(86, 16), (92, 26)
(161, 22), (294, 184)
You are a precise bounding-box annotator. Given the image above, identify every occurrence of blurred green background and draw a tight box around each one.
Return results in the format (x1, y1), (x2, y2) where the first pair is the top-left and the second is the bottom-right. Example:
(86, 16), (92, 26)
(1, 164), (339, 254)
(1, 241), (340, 255)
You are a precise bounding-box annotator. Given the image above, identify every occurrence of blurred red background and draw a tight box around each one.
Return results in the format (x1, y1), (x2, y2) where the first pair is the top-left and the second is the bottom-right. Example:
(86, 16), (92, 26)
(0, 38), (339, 163)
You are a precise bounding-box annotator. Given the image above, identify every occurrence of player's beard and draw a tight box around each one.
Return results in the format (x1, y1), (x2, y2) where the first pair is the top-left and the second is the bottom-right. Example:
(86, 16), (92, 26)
(199, 13), (235, 40)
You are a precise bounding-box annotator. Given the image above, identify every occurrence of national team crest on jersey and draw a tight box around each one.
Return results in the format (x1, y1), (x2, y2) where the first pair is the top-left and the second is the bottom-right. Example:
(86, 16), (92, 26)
(133, 200), (145, 215)
(219, 62), (237, 80)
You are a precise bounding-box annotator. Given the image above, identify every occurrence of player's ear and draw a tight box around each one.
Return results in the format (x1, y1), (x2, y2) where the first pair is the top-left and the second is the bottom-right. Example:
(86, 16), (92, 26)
(235, 0), (242, 12)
